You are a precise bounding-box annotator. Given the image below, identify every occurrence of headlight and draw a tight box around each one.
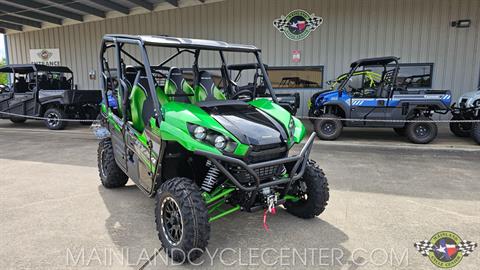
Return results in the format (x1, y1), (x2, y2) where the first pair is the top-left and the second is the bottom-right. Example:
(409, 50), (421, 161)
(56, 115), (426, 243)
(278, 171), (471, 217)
(214, 135), (226, 149)
(288, 118), (295, 137)
(193, 126), (207, 140)
(188, 124), (237, 153)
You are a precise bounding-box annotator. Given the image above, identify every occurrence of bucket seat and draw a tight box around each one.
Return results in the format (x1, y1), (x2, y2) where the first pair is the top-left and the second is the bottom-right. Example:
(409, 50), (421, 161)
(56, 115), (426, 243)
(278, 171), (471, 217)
(164, 67), (195, 103)
(194, 70), (226, 102)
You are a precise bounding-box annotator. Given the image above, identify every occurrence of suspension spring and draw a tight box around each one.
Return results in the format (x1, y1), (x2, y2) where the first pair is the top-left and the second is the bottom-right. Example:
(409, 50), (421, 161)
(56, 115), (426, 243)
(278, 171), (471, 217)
(201, 160), (221, 192)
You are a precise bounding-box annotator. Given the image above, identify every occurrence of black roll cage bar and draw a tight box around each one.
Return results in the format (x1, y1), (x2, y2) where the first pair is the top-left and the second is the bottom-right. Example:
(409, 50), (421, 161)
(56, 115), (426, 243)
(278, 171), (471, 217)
(100, 35), (279, 123)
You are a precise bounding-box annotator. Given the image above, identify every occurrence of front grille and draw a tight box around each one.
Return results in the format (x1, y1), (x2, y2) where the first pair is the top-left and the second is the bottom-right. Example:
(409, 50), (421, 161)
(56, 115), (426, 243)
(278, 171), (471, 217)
(231, 165), (283, 183)
(247, 143), (287, 163)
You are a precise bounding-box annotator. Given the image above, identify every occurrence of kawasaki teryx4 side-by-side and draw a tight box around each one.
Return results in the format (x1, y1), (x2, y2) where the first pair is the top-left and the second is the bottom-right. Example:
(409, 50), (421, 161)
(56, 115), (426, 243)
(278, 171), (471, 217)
(308, 57), (452, 144)
(0, 64), (101, 130)
(96, 35), (329, 262)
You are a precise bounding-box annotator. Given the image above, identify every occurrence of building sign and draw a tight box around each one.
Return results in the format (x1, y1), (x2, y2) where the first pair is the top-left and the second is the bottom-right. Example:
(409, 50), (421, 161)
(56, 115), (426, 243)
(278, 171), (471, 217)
(29, 48), (61, 66)
(292, 50), (301, 63)
(273, 9), (323, 41)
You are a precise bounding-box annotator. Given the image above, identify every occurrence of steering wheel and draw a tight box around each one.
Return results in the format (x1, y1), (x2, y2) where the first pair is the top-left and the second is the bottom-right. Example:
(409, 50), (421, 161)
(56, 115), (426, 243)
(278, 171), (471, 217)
(230, 89), (254, 101)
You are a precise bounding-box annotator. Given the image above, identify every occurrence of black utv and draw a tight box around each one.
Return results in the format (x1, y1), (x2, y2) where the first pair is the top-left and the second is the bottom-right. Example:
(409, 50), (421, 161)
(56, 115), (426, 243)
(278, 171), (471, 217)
(0, 64), (101, 130)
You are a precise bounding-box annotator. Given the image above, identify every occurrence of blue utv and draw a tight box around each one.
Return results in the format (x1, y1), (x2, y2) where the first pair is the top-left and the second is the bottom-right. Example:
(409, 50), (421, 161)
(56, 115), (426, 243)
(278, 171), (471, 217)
(308, 57), (452, 144)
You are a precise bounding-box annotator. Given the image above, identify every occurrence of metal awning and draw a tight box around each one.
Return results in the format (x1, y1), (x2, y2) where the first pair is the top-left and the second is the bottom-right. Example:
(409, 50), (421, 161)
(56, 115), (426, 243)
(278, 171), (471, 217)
(0, 0), (208, 34)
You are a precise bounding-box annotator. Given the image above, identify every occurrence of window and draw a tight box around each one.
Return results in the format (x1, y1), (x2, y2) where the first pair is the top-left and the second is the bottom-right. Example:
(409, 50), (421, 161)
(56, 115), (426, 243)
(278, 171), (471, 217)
(268, 66), (323, 89)
(369, 63), (433, 89)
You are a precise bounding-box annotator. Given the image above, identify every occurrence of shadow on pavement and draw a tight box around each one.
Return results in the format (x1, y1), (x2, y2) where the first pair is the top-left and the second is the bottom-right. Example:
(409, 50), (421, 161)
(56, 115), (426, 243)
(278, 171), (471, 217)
(98, 184), (351, 269)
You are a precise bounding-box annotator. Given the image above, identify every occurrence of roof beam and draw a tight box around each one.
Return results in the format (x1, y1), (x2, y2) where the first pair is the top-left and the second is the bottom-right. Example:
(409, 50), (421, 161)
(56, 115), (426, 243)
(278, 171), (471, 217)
(9, 0), (84, 22)
(47, 0), (106, 18)
(89, 0), (130, 15)
(125, 0), (154, 11)
(0, 3), (62, 25)
(165, 0), (179, 7)
(0, 15), (42, 28)
(0, 21), (23, 31)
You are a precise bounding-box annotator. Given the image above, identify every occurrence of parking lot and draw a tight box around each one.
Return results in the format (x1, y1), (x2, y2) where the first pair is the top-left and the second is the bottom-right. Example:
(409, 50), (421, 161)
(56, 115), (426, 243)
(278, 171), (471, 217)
(1, 120), (479, 270)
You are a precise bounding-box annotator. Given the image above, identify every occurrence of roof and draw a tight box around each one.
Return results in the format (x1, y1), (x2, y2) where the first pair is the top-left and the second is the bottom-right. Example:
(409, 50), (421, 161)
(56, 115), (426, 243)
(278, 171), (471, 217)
(350, 56), (400, 68)
(0, 64), (72, 73)
(104, 34), (261, 53)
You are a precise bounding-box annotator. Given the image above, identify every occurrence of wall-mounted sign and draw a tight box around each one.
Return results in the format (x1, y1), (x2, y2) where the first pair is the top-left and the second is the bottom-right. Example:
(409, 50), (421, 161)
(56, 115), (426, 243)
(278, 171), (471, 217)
(273, 9), (323, 41)
(292, 50), (301, 63)
(29, 48), (61, 66)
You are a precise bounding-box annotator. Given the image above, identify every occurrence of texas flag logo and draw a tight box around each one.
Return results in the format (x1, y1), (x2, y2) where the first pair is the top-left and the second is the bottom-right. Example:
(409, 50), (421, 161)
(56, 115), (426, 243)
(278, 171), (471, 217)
(434, 239), (459, 260)
(292, 21), (306, 31)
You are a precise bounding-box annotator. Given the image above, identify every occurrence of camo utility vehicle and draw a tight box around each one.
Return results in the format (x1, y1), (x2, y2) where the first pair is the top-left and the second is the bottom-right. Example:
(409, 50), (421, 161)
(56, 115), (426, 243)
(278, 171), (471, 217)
(308, 57), (452, 144)
(96, 35), (329, 262)
(0, 64), (101, 129)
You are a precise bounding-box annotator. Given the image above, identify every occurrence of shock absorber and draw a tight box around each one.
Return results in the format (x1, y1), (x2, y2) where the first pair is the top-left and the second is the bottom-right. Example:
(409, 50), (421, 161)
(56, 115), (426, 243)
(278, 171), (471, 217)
(201, 160), (220, 192)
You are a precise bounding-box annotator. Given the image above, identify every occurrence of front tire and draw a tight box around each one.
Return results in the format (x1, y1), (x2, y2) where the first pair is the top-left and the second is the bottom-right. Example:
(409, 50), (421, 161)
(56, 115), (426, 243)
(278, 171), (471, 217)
(44, 108), (68, 130)
(449, 116), (472, 137)
(314, 114), (343, 140)
(472, 122), (480, 145)
(406, 116), (438, 144)
(284, 160), (329, 219)
(97, 138), (128, 188)
(155, 178), (210, 263)
(10, 117), (27, 124)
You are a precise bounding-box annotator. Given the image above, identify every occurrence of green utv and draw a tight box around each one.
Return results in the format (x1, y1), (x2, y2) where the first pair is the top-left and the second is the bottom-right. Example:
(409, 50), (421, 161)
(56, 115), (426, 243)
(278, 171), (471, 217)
(96, 35), (329, 262)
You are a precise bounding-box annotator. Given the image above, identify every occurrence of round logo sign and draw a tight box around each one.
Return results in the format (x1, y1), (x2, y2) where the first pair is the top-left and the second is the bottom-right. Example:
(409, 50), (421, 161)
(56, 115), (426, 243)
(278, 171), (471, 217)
(273, 10), (323, 41)
(428, 231), (463, 268)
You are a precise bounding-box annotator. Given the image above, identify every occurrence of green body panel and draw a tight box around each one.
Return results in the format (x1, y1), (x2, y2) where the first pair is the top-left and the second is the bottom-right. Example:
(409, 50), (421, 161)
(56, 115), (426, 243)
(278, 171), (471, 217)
(249, 98), (306, 143)
(159, 102), (242, 155)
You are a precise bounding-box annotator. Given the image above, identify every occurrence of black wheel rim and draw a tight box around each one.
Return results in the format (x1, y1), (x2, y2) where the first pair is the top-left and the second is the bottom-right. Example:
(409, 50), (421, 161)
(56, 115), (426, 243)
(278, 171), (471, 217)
(47, 112), (59, 127)
(415, 124), (430, 138)
(321, 121), (336, 135)
(161, 197), (183, 246)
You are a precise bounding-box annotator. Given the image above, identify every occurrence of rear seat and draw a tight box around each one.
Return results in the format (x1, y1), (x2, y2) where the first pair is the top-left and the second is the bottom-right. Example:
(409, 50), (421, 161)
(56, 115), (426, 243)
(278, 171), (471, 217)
(163, 67), (196, 104)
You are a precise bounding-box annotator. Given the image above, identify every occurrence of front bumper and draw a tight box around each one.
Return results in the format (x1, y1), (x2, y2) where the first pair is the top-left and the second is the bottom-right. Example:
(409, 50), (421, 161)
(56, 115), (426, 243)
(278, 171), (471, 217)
(194, 132), (316, 192)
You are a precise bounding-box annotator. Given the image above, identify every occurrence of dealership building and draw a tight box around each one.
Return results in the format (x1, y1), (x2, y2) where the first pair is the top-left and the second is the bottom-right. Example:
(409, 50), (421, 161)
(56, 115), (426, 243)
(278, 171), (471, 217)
(1, 0), (479, 116)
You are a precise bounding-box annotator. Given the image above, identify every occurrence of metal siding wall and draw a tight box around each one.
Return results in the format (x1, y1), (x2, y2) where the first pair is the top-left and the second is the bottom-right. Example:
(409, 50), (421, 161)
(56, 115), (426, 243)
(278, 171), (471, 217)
(6, 0), (480, 116)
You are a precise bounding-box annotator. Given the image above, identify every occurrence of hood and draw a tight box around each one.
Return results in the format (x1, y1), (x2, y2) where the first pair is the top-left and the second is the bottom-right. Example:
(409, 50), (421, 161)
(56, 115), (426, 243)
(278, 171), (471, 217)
(458, 90), (480, 107)
(198, 101), (287, 146)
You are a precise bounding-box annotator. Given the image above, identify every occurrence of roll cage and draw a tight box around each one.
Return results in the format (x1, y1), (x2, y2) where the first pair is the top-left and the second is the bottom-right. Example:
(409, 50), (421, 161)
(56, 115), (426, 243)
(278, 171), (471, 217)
(336, 56), (400, 98)
(99, 35), (279, 123)
(0, 64), (74, 92)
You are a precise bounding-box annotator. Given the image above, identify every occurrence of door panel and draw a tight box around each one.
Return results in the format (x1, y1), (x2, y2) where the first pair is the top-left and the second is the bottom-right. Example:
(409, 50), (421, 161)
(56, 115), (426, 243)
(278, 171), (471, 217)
(349, 98), (387, 126)
(125, 124), (154, 192)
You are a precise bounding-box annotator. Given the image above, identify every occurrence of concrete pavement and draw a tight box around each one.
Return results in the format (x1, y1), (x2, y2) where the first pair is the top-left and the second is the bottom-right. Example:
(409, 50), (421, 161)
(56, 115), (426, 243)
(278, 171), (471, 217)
(0, 120), (479, 269)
